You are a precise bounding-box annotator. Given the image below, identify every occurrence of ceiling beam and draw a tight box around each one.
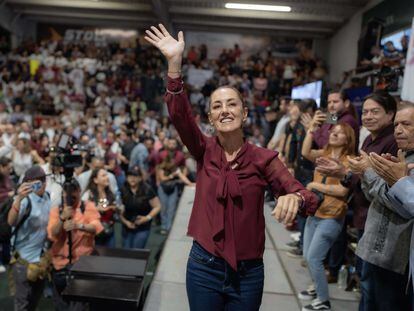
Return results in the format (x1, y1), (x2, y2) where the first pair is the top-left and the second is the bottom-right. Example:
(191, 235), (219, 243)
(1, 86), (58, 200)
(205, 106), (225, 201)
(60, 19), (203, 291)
(178, 24), (326, 39)
(169, 6), (344, 24)
(27, 15), (149, 29)
(7, 0), (152, 12)
(150, 0), (174, 33)
(20, 8), (153, 22)
(174, 18), (334, 34)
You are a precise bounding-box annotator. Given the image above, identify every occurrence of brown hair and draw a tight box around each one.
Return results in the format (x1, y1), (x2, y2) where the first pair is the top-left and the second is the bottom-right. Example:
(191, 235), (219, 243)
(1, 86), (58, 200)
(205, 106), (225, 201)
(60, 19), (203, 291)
(324, 123), (356, 157)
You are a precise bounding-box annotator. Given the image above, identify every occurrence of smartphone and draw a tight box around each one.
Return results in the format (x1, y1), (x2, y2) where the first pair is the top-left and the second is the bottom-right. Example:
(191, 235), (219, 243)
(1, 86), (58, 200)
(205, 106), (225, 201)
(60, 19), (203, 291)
(31, 181), (42, 192)
(325, 113), (338, 125)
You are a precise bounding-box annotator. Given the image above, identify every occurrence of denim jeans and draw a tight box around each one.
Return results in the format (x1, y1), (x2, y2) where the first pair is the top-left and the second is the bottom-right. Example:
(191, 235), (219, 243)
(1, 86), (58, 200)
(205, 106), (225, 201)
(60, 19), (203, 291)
(303, 216), (344, 302)
(158, 185), (179, 231)
(122, 228), (150, 249)
(186, 241), (264, 311)
(359, 261), (412, 311)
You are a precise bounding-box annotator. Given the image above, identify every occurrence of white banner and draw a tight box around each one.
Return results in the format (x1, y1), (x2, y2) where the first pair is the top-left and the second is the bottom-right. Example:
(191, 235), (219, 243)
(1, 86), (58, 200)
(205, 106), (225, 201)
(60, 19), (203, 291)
(402, 18), (414, 102)
(187, 68), (214, 89)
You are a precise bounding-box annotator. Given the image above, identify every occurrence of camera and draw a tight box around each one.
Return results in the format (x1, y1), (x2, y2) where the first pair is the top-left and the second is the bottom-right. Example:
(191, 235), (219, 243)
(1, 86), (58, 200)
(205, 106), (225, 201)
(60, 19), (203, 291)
(53, 134), (83, 178)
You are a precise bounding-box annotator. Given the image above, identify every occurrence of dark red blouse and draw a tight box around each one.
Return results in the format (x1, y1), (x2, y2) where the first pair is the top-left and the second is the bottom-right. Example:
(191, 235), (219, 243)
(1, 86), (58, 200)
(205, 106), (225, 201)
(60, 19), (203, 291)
(166, 77), (319, 270)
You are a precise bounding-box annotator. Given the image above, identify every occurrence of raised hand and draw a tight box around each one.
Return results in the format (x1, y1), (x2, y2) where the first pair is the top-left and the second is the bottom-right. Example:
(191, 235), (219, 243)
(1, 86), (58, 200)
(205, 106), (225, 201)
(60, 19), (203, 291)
(144, 24), (185, 64)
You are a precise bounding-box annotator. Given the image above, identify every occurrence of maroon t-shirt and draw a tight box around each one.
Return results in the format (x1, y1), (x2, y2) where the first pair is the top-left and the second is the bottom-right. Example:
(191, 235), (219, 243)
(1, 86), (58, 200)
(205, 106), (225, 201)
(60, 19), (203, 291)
(165, 77), (318, 270)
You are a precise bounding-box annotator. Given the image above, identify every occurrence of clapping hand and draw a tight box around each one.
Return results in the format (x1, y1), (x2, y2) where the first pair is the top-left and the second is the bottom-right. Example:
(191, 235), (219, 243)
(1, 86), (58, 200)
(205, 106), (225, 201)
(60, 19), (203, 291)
(315, 156), (347, 178)
(348, 150), (371, 175)
(369, 149), (414, 186)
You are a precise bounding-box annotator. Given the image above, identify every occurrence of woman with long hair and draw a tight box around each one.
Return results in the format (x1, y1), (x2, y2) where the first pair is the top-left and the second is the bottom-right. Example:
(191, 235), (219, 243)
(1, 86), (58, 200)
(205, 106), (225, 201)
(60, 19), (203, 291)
(298, 123), (355, 311)
(83, 168), (118, 247)
(144, 24), (318, 311)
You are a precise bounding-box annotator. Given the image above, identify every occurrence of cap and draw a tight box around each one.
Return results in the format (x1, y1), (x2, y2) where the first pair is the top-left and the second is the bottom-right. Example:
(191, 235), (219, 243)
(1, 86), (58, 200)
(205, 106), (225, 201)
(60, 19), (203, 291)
(23, 165), (46, 182)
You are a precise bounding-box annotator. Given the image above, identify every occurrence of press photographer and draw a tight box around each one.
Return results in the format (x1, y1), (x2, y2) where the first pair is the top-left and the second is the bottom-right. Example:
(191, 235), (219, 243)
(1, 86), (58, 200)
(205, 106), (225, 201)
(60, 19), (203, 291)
(47, 179), (103, 311)
(7, 166), (52, 311)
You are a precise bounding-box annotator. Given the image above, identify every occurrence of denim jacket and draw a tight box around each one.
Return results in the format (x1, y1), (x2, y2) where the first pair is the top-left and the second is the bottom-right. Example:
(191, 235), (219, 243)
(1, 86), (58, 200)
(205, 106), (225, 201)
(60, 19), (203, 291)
(356, 153), (414, 274)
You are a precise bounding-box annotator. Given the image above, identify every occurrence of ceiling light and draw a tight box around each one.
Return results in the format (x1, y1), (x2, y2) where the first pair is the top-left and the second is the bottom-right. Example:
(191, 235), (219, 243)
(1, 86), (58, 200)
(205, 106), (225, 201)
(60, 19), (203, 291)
(225, 3), (291, 12)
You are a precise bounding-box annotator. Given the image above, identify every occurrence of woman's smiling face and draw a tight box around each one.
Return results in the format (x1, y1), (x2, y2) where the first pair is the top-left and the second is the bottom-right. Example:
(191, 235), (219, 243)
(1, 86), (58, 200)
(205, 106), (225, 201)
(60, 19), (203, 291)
(209, 87), (247, 134)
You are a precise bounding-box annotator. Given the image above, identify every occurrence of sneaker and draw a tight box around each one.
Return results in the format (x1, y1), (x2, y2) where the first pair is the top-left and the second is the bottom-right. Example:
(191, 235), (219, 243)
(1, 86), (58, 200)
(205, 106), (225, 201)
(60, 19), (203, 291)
(0, 265), (5, 273)
(290, 232), (301, 242)
(298, 285), (317, 300)
(285, 240), (300, 249)
(302, 298), (331, 311)
(286, 248), (303, 258)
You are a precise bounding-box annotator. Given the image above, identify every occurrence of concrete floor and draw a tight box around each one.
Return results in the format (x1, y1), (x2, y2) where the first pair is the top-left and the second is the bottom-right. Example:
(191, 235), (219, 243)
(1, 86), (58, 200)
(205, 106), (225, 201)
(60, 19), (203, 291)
(144, 187), (359, 311)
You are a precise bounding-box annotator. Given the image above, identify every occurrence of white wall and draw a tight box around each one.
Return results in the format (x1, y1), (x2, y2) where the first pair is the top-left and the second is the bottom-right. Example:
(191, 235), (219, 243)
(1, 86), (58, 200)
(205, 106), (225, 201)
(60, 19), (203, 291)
(328, 0), (384, 85)
(184, 30), (271, 59)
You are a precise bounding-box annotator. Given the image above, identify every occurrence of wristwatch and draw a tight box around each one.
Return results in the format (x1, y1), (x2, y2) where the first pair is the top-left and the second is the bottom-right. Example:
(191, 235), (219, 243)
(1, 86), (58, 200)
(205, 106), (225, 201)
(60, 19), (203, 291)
(78, 223), (85, 230)
(340, 171), (353, 187)
(146, 215), (153, 221)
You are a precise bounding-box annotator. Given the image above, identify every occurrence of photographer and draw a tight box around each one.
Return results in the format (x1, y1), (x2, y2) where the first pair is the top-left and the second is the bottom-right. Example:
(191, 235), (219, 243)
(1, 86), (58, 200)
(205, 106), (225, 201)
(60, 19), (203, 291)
(7, 166), (51, 311)
(47, 179), (103, 311)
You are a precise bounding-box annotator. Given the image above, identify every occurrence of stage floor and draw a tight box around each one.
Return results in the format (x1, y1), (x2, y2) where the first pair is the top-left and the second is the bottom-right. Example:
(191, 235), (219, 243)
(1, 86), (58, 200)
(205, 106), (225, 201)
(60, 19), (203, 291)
(144, 187), (359, 311)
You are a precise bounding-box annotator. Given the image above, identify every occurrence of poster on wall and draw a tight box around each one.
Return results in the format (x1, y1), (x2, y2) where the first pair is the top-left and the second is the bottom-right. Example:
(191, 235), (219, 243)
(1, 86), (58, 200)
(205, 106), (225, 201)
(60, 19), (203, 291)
(37, 23), (139, 47)
(401, 18), (414, 102)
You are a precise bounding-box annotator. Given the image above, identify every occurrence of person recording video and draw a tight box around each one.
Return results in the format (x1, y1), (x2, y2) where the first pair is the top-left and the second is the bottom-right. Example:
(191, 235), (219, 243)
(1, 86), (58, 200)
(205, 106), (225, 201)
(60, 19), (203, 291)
(47, 179), (103, 311)
(7, 166), (51, 311)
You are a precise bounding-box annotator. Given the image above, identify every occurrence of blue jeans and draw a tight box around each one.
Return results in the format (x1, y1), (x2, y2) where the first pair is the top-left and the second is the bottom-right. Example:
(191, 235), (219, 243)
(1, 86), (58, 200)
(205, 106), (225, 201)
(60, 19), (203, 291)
(122, 229), (150, 249)
(186, 241), (264, 311)
(303, 216), (344, 302)
(158, 185), (179, 231)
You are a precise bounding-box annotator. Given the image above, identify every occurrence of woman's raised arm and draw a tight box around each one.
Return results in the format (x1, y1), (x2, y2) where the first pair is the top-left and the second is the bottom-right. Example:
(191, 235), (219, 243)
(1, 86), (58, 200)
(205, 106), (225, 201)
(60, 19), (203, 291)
(145, 24), (206, 160)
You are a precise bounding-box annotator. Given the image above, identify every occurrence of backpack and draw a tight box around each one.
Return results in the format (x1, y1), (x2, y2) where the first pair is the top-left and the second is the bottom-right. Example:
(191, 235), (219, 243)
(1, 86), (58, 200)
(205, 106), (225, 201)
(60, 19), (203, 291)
(0, 196), (32, 243)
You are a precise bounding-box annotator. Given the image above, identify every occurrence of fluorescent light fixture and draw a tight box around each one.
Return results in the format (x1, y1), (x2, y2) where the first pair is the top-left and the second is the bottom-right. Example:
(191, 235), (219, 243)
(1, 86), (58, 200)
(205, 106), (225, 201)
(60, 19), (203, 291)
(225, 2), (291, 12)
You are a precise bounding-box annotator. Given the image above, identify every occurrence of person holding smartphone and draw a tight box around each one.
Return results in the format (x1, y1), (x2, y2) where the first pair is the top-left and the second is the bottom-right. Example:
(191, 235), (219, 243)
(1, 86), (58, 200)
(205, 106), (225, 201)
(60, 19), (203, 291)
(7, 166), (51, 311)
(144, 24), (318, 311)
(305, 90), (359, 150)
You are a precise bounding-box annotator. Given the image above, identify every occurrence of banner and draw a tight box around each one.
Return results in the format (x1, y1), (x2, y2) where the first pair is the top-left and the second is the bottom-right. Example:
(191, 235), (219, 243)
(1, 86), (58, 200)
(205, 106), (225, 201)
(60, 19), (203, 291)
(187, 68), (214, 89)
(402, 18), (414, 102)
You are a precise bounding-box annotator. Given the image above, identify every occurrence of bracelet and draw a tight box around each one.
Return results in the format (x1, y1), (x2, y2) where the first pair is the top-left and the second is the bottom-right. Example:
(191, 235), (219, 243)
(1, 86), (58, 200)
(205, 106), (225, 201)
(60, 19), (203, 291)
(146, 215), (153, 221)
(294, 192), (305, 209)
(166, 88), (184, 95)
(168, 70), (181, 74)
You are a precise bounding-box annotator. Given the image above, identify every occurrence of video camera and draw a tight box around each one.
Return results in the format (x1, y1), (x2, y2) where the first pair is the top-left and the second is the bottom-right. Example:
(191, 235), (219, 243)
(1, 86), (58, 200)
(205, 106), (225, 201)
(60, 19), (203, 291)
(52, 134), (83, 179)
